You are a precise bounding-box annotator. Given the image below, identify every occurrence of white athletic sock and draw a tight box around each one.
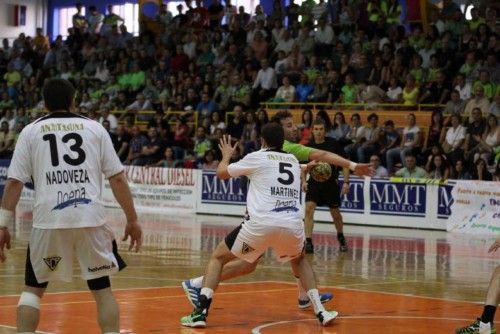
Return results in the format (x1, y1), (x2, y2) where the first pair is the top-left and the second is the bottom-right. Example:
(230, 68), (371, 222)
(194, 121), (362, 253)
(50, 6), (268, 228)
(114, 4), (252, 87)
(296, 277), (308, 300)
(200, 287), (213, 299)
(307, 289), (326, 314)
(191, 276), (204, 288)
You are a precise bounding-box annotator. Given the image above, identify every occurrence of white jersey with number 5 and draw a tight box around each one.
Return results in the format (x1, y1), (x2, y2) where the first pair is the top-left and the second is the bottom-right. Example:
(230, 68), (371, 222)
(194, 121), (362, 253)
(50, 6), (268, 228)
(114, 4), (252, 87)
(8, 112), (123, 229)
(227, 149), (303, 229)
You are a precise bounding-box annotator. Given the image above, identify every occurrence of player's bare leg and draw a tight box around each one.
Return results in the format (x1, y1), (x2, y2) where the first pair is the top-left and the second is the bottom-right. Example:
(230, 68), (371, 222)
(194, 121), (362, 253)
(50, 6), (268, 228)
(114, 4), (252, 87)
(330, 208), (348, 252)
(290, 253), (338, 326)
(91, 287), (120, 334)
(304, 201), (317, 254)
(17, 286), (45, 333)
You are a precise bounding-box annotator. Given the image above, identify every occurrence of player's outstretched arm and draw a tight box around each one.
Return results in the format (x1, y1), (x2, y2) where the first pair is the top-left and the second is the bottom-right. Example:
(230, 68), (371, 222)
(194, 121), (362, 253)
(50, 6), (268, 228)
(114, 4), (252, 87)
(108, 172), (142, 252)
(217, 135), (238, 180)
(489, 239), (500, 253)
(0, 178), (24, 262)
(308, 148), (375, 177)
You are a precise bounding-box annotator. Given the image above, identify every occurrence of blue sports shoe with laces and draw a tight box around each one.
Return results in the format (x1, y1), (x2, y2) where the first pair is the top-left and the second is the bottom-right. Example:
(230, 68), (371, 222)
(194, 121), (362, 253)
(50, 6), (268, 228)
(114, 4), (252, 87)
(182, 279), (201, 308)
(298, 292), (333, 309)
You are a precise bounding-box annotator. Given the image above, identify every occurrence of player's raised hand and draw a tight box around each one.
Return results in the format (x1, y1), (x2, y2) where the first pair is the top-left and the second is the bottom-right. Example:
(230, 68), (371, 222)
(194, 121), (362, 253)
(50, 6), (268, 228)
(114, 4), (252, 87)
(218, 135), (238, 160)
(353, 163), (376, 177)
(0, 228), (11, 263)
(488, 239), (500, 253)
(122, 221), (143, 252)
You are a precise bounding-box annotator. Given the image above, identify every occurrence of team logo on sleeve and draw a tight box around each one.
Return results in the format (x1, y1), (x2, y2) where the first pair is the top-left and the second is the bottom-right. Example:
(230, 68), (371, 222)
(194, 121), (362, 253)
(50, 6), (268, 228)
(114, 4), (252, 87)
(241, 242), (255, 255)
(43, 256), (62, 271)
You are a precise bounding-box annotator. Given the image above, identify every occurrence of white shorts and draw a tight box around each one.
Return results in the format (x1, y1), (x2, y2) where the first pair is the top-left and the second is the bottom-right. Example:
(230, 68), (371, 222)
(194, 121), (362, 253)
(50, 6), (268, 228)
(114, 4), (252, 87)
(26, 224), (125, 284)
(225, 220), (305, 263)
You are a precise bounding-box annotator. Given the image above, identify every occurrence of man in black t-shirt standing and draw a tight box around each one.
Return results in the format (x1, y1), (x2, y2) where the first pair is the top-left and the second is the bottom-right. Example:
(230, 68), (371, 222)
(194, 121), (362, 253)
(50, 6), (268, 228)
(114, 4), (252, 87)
(305, 118), (350, 253)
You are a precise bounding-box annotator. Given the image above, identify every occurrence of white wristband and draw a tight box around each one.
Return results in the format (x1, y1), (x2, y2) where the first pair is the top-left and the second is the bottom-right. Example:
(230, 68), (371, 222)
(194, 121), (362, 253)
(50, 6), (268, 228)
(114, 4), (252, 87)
(349, 162), (357, 171)
(0, 208), (14, 230)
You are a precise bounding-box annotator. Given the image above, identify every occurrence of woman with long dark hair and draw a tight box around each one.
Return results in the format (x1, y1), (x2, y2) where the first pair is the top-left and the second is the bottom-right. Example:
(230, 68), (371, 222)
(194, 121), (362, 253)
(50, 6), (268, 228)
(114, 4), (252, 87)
(299, 108), (313, 144)
(471, 158), (493, 181)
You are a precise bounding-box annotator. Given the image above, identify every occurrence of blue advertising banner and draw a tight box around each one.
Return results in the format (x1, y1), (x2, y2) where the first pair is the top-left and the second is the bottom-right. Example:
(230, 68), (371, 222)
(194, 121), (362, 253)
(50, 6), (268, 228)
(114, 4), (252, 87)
(437, 183), (454, 219)
(339, 179), (364, 213)
(201, 171), (246, 204)
(0, 159), (11, 197)
(370, 180), (427, 217)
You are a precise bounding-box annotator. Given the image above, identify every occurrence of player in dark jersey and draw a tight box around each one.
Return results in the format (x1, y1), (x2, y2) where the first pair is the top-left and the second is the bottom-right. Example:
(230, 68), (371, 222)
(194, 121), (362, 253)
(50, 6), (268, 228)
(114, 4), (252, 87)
(304, 118), (349, 253)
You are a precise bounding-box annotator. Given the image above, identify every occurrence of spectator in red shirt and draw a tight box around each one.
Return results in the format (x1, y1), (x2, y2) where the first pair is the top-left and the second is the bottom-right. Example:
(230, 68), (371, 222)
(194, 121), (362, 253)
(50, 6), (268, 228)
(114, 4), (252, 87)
(171, 45), (189, 73)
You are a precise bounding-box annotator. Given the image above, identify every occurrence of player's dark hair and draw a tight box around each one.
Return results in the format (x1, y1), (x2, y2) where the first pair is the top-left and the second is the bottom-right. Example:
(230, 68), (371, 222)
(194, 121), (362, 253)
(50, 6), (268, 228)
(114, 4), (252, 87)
(43, 78), (75, 112)
(312, 118), (326, 126)
(271, 110), (292, 124)
(261, 123), (284, 149)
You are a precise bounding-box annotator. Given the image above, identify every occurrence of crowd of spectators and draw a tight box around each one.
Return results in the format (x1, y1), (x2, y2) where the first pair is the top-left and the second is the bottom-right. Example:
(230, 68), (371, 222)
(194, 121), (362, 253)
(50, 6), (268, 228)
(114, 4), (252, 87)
(0, 0), (499, 180)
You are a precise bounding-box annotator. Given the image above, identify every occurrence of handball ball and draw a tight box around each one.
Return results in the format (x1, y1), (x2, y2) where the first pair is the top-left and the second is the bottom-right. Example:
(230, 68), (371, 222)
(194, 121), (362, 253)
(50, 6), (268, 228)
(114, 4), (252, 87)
(310, 162), (332, 182)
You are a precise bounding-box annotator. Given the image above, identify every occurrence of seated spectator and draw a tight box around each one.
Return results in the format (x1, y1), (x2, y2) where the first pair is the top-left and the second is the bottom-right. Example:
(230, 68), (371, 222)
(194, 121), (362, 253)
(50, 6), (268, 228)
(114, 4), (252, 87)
(193, 126), (212, 162)
(472, 114), (499, 164)
(386, 113), (421, 174)
(490, 92), (499, 117)
(426, 150), (450, 180)
(443, 90), (465, 115)
(274, 29), (295, 54)
(344, 113), (368, 160)
(209, 111), (226, 135)
(394, 153), (429, 178)
(422, 110), (444, 157)
(200, 149), (219, 170)
(379, 120), (401, 165)
(419, 71), (450, 104)
(102, 120), (117, 147)
(298, 108), (313, 145)
(453, 74), (471, 101)
(402, 74), (419, 106)
(226, 105), (245, 140)
(464, 85), (491, 118)
(114, 125), (131, 162)
(451, 159), (471, 180)
(174, 116), (191, 149)
(79, 92), (94, 110)
(98, 107), (118, 133)
(370, 155), (388, 178)
(228, 73), (251, 108)
(285, 44), (305, 76)
(274, 75), (295, 102)
(471, 158), (493, 181)
(357, 113), (384, 163)
(386, 77), (403, 103)
(252, 59), (277, 104)
(0, 109), (16, 130)
(0, 120), (14, 159)
(474, 70), (496, 100)
(441, 113), (466, 165)
(340, 74), (358, 104)
(328, 111), (350, 142)
(464, 107), (487, 158)
(357, 80), (386, 105)
(0, 92), (16, 111)
(125, 93), (153, 113)
(196, 92), (218, 119)
(133, 127), (164, 166)
(295, 73), (314, 102)
(149, 147), (176, 168)
(309, 75), (329, 102)
(124, 126), (148, 165)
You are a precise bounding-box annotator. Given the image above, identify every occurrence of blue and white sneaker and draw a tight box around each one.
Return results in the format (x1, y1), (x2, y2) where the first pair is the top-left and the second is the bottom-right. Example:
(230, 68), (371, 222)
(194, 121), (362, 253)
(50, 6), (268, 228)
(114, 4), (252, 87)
(182, 279), (201, 308)
(298, 292), (333, 309)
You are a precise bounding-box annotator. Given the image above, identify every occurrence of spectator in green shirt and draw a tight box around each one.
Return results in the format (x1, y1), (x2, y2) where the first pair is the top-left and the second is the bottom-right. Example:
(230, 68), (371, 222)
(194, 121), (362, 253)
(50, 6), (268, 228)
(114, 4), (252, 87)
(340, 74), (358, 104)
(395, 153), (429, 178)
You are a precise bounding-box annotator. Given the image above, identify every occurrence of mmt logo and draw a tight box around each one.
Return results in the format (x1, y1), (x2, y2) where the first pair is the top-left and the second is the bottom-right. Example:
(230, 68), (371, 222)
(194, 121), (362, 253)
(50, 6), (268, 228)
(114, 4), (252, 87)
(370, 181), (426, 217)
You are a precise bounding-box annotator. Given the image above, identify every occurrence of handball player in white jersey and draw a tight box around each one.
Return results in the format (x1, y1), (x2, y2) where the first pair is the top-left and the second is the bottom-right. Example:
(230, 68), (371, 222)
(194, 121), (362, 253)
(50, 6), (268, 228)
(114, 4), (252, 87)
(0, 78), (142, 334)
(181, 123), (338, 328)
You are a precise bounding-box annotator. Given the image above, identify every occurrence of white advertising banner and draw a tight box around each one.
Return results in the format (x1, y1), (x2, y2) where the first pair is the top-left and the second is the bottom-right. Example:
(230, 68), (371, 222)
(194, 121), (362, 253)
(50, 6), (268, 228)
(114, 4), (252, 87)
(103, 166), (199, 213)
(447, 181), (500, 235)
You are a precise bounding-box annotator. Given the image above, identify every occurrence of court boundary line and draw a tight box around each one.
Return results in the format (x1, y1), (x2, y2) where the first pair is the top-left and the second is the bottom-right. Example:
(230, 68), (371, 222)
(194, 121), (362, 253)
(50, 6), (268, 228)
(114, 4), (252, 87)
(251, 316), (500, 334)
(0, 324), (50, 334)
(0, 280), (483, 305)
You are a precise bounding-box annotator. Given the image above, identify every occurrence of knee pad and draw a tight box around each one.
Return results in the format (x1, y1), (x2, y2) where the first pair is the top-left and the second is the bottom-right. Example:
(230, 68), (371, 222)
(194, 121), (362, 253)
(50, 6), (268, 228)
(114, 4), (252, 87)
(87, 276), (111, 291)
(17, 291), (40, 309)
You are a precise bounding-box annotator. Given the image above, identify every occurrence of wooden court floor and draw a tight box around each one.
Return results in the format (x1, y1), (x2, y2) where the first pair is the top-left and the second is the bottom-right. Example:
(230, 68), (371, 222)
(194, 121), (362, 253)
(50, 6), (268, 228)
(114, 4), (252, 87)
(0, 205), (498, 333)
